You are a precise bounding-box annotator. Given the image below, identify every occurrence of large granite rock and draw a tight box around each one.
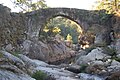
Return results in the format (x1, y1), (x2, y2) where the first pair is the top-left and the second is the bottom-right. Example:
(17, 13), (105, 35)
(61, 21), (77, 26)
(0, 51), (80, 80)
(22, 40), (76, 63)
(76, 48), (110, 65)
(0, 69), (35, 80)
(0, 51), (35, 80)
(17, 54), (80, 80)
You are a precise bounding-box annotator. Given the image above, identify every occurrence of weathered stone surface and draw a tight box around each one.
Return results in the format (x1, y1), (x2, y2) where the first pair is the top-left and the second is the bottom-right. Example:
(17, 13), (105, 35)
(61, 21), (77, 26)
(17, 54), (80, 80)
(0, 50), (25, 67)
(0, 51), (35, 80)
(0, 51), (80, 80)
(111, 60), (120, 66)
(0, 69), (35, 80)
(18, 54), (49, 67)
(106, 71), (120, 80)
(65, 64), (81, 73)
(115, 39), (120, 54)
(78, 73), (104, 80)
(22, 40), (47, 61)
(113, 15), (120, 39)
(22, 39), (76, 63)
(76, 48), (110, 65)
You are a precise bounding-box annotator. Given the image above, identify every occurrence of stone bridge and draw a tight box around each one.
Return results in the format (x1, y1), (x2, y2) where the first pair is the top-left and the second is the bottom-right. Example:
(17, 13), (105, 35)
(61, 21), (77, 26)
(26, 8), (113, 43)
(0, 4), (114, 47)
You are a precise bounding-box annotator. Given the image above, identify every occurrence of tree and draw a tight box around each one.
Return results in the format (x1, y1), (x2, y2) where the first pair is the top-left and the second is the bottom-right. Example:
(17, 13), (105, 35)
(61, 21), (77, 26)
(96, 0), (120, 13)
(66, 34), (73, 42)
(12, 0), (47, 12)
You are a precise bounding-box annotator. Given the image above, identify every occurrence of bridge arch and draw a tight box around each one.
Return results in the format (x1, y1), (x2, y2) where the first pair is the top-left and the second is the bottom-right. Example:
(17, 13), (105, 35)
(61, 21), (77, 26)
(26, 8), (112, 44)
(42, 15), (83, 42)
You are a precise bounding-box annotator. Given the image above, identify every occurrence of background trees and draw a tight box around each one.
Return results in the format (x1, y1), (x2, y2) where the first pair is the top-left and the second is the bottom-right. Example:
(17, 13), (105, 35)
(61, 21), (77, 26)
(12, 0), (47, 12)
(96, 0), (120, 14)
(40, 17), (82, 44)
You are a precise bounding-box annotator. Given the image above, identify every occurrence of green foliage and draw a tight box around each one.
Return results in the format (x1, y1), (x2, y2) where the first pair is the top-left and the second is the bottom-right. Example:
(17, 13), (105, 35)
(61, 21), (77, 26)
(102, 46), (117, 56)
(39, 17), (81, 44)
(0, 53), (3, 58)
(79, 64), (88, 73)
(32, 71), (47, 80)
(12, 0), (47, 12)
(113, 57), (120, 62)
(11, 50), (21, 57)
(96, 0), (120, 14)
(66, 34), (72, 42)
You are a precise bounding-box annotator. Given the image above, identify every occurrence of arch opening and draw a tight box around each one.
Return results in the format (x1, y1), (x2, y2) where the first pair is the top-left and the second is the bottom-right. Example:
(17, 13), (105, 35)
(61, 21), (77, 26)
(39, 16), (82, 42)
(39, 15), (95, 49)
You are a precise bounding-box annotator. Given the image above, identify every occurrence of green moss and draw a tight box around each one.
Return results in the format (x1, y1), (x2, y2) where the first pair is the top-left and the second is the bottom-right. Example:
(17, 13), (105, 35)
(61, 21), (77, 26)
(11, 51), (21, 57)
(32, 71), (47, 80)
(0, 53), (3, 58)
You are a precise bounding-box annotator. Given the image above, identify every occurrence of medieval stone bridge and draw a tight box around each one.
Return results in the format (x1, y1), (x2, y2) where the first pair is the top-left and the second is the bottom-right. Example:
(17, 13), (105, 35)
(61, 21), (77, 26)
(25, 8), (113, 44)
(0, 4), (114, 47)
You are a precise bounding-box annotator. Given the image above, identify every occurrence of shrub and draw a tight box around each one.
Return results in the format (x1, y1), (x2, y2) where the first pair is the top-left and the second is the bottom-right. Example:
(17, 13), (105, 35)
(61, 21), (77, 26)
(0, 53), (3, 58)
(32, 71), (47, 80)
(113, 57), (120, 62)
(102, 46), (117, 56)
(79, 64), (88, 73)
(12, 51), (21, 57)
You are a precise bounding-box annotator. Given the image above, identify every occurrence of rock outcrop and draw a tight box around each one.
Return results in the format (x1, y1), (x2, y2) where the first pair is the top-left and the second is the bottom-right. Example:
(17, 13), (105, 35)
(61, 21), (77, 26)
(0, 50), (79, 80)
(22, 39), (76, 63)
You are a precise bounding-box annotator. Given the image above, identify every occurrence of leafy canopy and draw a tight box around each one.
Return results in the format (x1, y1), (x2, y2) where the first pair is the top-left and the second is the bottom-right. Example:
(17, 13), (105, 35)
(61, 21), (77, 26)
(96, 0), (120, 14)
(12, 0), (47, 12)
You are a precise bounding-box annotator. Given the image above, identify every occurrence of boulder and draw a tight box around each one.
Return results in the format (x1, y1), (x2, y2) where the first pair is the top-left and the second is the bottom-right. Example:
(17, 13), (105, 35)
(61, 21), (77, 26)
(65, 64), (81, 73)
(76, 48), (110, 65)
(22, 40), (48, 61)
(106, 71), (120, 80)
(107, 60), (120, 72)
(85, 64), (107, 75)
(86, 48), (109, 61)
(22, 40), (76, 63)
